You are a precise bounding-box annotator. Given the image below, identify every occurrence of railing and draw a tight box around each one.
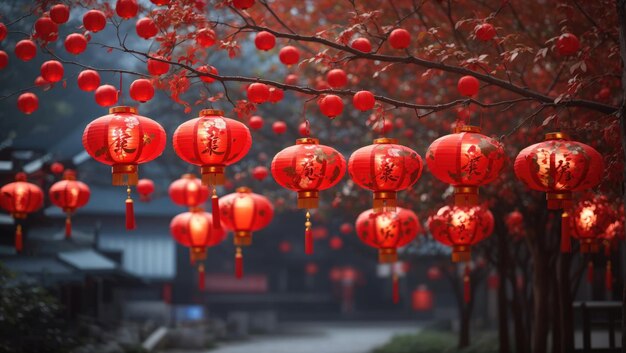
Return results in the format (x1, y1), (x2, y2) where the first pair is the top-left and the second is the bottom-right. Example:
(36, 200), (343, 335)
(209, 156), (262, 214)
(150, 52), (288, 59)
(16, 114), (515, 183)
(574, 301), (622, 353)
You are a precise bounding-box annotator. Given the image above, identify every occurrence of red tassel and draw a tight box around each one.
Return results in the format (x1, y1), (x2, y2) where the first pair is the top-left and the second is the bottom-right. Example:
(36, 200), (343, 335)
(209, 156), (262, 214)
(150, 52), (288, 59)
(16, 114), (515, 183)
(15, 224), (22, 252)
(212, 193), (221, 229)
(235, 247), (243, 279)
(586, 261), (593, 284)
(305, 228), (313, 255)
(463, 265), (471, 304)
(605, 261), (613, 291)
(65, 215), (72, 239)
(126, 198), (135, 230)
(560, 211), (571, 253)
(198, 264), (205, 291)
(392, 274), (400, 304)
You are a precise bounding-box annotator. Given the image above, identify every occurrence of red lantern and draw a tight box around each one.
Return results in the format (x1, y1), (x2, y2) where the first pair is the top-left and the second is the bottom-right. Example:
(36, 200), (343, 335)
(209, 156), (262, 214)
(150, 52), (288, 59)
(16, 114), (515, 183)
(279, 240), (292, 253)
(326, 69), (347, 88)
(136, 178), (155, 202)
(50, 4), (70, 24)
(198, 65), (218, 83)
(247, 83), (270, 103)
(505, 210), (525, 239)
(351, 37), (372, 52)
(17, 93), (38, 115)
(319, 95), (343, 118)
(170, 210), (226, 290)
(349, 138), (423, 212)
(271, 138), (346, 254)
(255, 31), (275, 51)
(353, 90), (375, 111)
(83, 10), (107, 33)
(147, 56), (170, 75)
(428, 205), (494, 262)
(135, 17), (158, 39)
(305, 262), (318, 276)
(248, 115), (264, 130)
(571, 196), (616, 253)
(196, 27), (215, 47)
(130, 79), (154, 102)
(474, 23), (496, 41)
(35, 17), (58, 42)
(426, 125), (505, 206)
(40, 60), (64, 83)
(83, 106), (166, 229)
(0, 50), (7, 69)
(514, 132), (603, 252)
(15, 40), (36, 62)
(556, 33), (580, 56)
(412, 285), (434, 311)
(151, 0), (170, 5)
(389, 28), (410, 49)
(0, 23), (5, 41)
(34, 76), (50, 89)
(50, 162), (64, 174)
(94, 85), (119, 106)
(116, 0), (139, 19)
(49, 170), (90, 238)
(329, 236), (343, 250)
(426, 266), (442, 281)
(77, 70), (101, 91)
(0, 173), (44, 252)
(268, 87), (284, 103)
(272, 121), (287, 135)
(279, 46), (300, 65)
(64, 33), (88, 55)
(169, 174), (210, 208)
(252, 166), (269, 181)
(233, 0), (255, 9)
(457, 76), (480, 97)
(298, 122), (309, 137)
(219, 187), (274, 278)
(339, 222), (353, 234)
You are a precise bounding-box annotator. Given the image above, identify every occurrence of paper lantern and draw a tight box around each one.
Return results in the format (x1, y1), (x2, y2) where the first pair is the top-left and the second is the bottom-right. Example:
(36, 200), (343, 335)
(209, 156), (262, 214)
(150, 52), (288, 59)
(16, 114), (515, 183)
(50, 162), (64, 174)
(326, 69), (347, 88)
(389, 28), (410, 49)
(0, 50), (7, 70)
(556, 33), (580, 56)
(457, 76), (480, 97)
(15, 40), (36, 62)
(339, 222), (353, 234)
(268, 87), (284, 103)
(426, 266), (442, 281)
(135, 17), (158, 39)
(64, 33), (88, 55)
(168, 174), (209, 208)
(351, 37), (372, 52)
(474, 23), (496, 41)
(83, 10), (106, 33)
(136, 178), (154, 202)
(353, 91), (376, 111)
(412, 285), (434, 311)
(251, 166), (269, 181)
(34, 17), (58, 42)
(571, 196), (616, 253)
(0, 23), (5, 41)
(94, 85), (119, 106)
(349, 138), (423, 212)
(505, 210), (525, 239)
(279, 45), (300, 65)
(196, 28), (216, 47)
(77, 70), (101, 91)
(50, 4), (70, 24)
(255, 31), (275, 51)
(49, 170), (90, 238)
(247, 83), (270, 103)
(17, 93), (39, 114)
(0, 173), (44, 252)
(514, 132), (603, 252)
(82, 106), (166, 230)
(197, 65), (218, 83)
(147, 56), (170, 75)
(318, 95), (343, 118)
(272, 121), (287, 135)
(116, 0), (139, 19)
(426, 125), (505, 206)
(249, 115), (264, 130)
(233, 0), (255, 9)
(219, 187), (274, 278)
(428, 205), (494, 262)
(271, 137), (346, 254)
(40, 60), (64, 83)
(129, 78), (154, 102)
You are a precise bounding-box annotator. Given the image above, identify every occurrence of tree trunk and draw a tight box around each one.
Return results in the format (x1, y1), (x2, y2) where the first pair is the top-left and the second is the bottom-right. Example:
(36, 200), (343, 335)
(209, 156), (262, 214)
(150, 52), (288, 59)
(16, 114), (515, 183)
(552, 270), (562, 353)
(531, 253), (550, 352)
(557, 251), (575, 353)
(497, 230), (511, 353)
(510, 272), (529, 353)
(459, 304), (472, 349)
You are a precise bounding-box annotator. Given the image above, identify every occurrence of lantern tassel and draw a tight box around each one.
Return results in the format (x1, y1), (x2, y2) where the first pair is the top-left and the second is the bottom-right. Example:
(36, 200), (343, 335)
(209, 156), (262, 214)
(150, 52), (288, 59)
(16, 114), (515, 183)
(560, 210), (571, 253)
(392, 273), (400, 304)
(65, 215), (72, 239)
(15, 224), (23, 253)
(586, 261), (593, 284)
(463, 265), (471, 304)
(235, 247), (243, 279)
(212, 188), (221, 229)
(305, 211), (313, 255)
(125, 186), (136, 230)
(198, 263), (206, 291)
(605, 260), (613, 291)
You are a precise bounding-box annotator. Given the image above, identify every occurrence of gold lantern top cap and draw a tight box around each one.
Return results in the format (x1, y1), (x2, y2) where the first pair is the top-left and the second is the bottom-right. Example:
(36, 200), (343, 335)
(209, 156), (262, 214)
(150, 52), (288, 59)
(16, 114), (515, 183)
(109, 106), (138, 114)
(373, 138), (398, 144)
(296, 138), (319, 145)
(454, 125), (481, 133)
(544, 132), (570, 141)
(181, 173), (197, 179)
(200, 109), (225, 117)
(237, 186), (252, 193)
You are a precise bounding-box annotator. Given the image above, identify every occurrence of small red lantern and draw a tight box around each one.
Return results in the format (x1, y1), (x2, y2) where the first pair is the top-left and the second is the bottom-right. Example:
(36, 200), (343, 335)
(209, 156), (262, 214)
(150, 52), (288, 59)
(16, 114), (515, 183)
(233, 0), (255, 9)
(135, 17), (157, 39)
(412, 285), (434, 311)
(457, 76), (480, 97)
(83, 10), (107, 33)
(279, 46), (300, 65)
(272, 121), (287, 134)
(305, 262), (318, 276)
(50, 162), (64, 174)
(147, 56), (170, 75)
(340, 222), (353, 234)
(35, 17), (58, 42)
(319, 95), (343, 118)
(136, 178), (155, 202)
(268, 87), (284, 103)
(474, 23), (496, 41)
(50, 4), (70, 24)
(130, 78), (154, 102)
(15, 40), (37, 62)
(169, 174), (210, 208)
(219, 187), (274, 278)
(426, 266), (442, 281)
(247, 83), (270, 103)
(17, 93), (39, 114)
(0, 51), (7, 70)
(255, 31), (275, 51)
(248, 115), (264, 130)
(77, 70), (101, 91)
(198, 65), (218, 83)
(428, 205), (494, 262)
(64, 33), (88, 55)
(514, 132), (603, 252)
(279, 240), (292, 253)
(271, 137), (346, 254)
(351, 37), (372, 52)
(116, 0), (139, 19)
(329, 236), (343, 250)
(505, 210), (525, 239)
(151, 0), (170, 5)
(326, 69), (347, 88)
(426, 125), (505, 206)
(389, 28), (410, 49)
(556, 33), (580, 56)
(0, 23), (5, 41)
(349, 138), (423, 212)
(170, 210), (226, 290)
(252, 166), (269, 181)
(41, 60), (64, 83)
(353, 90), (375, 111)
(571, 196), (616, 253)
(0, 173), (44, 252)
(49, 170), (90, 238)
(94, 85), (119, 107)
(83, 106), (166, 229)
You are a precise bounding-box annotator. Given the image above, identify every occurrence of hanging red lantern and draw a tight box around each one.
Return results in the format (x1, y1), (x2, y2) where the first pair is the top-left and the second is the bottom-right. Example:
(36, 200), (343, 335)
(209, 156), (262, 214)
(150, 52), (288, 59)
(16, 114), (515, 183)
(15, 39), (37, 62)
(17, 93), (39, 115)
(197, 65), (218, 83)
(83, 10), (107, 33)
(35, 16), (58, 42)
(0, 50), (7, 70)
(349, 138), (423, 212)
(170, 210), (226, 290)
(305, 262), (318, 276)
(278, 240), (292, 253)
(514, 132), (603, 252)
(77, 70), (101, 91)
(319, 95), (344, 118)
(34, 76), (51, 89)
(130, 78), (154, 102)
(353, 90), (375, 111)
(426, 125), (505, 206)
(94, 85), (119, 106)
(272, 121), (287, 134)
(40, 60), (64, 83)
(556, 33), (580, 56)
(169, 174), (210, 208)
(147, 56), (170, 75)
(219, 187), (274, 278)
(64, 33), (88, 55)
(50, 162), (64, 174)
(0, 173), (44, 252)
(389, 28), (410, 49)
(351, 37), (372, 52)
(571, 196), (616, 253)
(505, 210), (525, 239)
(426, 266), (442, 281)
(457, 76), (480, 97)
(248, 115), (264, 130)
(428, 205), (494, 262)
(116, 0), (139, 19)
(326, 69), (348, 88)
(50, 4), (70, 24)
(298, 122), (310, 137)
(340, 222), (353, 234)
(279, 45), (300, 65)
(271, 138), (346, 254)
(268, 87), (284, 103)
(247, 83), (270, 103)
(412, 285), (434, 311)
(329, 236), (343, 250)
(252, 166), (269, 181)
(255, 31), (275, 51)
(83, 106), (166, 230)
(135, 17), (158, 39)
(49, 170), (90, 238)
(474, 23), (496, 41)
(136, 178), (155, 202)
